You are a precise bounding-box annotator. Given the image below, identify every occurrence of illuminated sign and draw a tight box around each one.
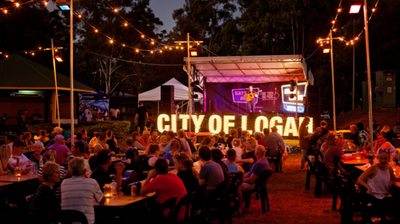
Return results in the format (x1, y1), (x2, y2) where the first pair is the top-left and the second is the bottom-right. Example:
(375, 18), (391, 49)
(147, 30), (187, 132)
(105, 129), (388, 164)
(281, 82), (307, 105)
(231, 88), (260, 104)
(157, 114), (313, 137)
(283, 104), (305, 113)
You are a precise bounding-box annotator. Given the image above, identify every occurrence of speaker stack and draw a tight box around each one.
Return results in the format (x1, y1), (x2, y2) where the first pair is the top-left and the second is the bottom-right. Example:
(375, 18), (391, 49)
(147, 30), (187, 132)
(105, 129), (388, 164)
(160, 86), (175, 114)
(307, 85), (321, 130)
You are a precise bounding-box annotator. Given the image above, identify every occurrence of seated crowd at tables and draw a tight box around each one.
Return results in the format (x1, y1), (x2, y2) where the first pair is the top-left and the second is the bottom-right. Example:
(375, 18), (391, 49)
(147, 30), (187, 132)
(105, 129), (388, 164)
(0, 125), (283, 223)
(299, 118), (400, 222)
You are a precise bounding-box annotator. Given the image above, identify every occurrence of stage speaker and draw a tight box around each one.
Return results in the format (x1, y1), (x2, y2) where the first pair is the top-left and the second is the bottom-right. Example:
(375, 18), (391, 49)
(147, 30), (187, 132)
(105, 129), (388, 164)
(307, 85), (320, 130)
(160, 86), (175, 114)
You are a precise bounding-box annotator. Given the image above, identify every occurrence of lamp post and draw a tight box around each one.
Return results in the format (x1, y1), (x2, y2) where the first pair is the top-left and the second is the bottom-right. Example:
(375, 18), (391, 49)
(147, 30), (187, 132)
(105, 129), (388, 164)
(329, 29), (337, 132)
(349, 0), (374, 153)
(51, 38), (61, 127)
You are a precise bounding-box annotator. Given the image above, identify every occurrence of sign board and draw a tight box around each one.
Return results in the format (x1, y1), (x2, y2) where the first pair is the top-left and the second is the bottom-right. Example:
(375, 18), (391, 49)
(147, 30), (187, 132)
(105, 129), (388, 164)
(231, 88), (260, 104)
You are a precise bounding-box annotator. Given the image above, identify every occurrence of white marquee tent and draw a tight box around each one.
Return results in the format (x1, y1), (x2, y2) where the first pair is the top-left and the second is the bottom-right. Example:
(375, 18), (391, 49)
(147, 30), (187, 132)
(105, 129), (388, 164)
(138, 78), (188, 101)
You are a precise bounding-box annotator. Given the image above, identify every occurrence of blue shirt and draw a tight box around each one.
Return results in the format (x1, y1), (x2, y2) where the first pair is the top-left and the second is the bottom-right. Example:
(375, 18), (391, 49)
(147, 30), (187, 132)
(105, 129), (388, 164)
(163, 142), (172, 153)
(162, 152), (175, 166)
(224, 161), (238, 173)
(271, 132), (285, 151)
(246, 157), (270, 178)
(199, 161), (224, 190)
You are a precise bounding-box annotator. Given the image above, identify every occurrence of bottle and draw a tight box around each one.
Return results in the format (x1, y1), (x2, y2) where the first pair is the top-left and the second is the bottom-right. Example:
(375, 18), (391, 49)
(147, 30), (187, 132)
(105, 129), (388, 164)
(33, 163), (38, 175)
(111, 180), (118, 197)
(39, 157), (43, 167)
(356, 149), (360, 160)
(136, 182), (142, 195)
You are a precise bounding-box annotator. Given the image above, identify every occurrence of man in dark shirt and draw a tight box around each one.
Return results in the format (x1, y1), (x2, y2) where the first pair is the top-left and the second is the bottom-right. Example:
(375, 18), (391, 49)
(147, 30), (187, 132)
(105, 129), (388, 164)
(135, 102), (148, 132)
(123, 139), (139, 171)
(90, 149), (125, 191)
(307, 127), (322, 156)
(31, 109), (42, 125)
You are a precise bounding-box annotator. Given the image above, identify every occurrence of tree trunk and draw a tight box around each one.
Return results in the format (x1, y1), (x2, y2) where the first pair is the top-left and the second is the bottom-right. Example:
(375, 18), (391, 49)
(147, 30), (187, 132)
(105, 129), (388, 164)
(296, 20), (299, 54)
(291, 17), (295, 55)
(302, 18), (305, 56)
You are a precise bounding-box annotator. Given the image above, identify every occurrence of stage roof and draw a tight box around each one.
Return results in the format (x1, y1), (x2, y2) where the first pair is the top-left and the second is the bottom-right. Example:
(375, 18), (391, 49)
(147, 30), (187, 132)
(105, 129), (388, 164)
(185, 55), (307, 83)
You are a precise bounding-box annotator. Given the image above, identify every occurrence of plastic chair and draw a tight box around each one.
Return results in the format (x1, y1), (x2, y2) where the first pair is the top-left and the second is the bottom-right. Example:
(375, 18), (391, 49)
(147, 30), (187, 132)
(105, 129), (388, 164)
(52, 210), (88, 224)
(244, 169), (271, 213)
(207, 179), (233, 224)
(170, 193), (194, 223)
(228, 172), (243, 217)
(267, 149), (282, 173)
(304, 156), (325, 198)
(157, 197), (178, 222)
(190, 184), (210, 224)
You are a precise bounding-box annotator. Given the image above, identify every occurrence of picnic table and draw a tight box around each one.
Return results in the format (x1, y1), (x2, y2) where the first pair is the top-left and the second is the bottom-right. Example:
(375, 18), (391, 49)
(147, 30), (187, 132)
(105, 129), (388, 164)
(0, 172), (38, 183)
(342, 158), (369, 165)
(355, 165), (400, 188)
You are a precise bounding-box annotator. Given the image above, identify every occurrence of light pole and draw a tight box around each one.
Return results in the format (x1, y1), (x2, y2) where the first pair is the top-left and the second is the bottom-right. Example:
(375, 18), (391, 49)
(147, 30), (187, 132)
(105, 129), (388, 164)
(174, 34), (202, 137)
(349, 0), (374, 153)
(50, 39), (62, 127)
(70, 0), (74, 145)
(329, 29), (337, 132)
(352, 17), (356, 111)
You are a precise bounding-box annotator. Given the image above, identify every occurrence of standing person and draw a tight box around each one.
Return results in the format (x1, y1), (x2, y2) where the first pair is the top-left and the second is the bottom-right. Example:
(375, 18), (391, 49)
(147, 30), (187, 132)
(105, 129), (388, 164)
(357, 145), (400, 222)
(110, 108), (120, 121)
(307, 127), (322, 161)
(31, 109), (42, 126)
(135, 102), (148, 132)
(28, 162), (61, 223)
(61, 157), (105, 224)
(299, 117), (312, 169)
(22, 132), (34, 151)
(17, 109), (27, 135)
(244, 85), (259, 113)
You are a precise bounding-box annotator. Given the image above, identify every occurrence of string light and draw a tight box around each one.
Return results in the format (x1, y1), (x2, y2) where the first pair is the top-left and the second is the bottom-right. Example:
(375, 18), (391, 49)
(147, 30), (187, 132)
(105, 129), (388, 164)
(169, 47), (172, 50)
(164, 46), (168, 49)
(141, 34), (145, 38)
(135, 49), (139, 53)
(355, 37), (359, 40)
(38, 47), (42, 50)
(180, 46), (184, 50)
(5, 55), (9, 58)
(151, 40), (154, 45)
(124, 22), (128, 27)
(176, 46), (179, 49)
(3, 9), (7, 14)
(15, 3), (20, 7)
(150, 50), (154, 54)
(44, 1), (48, 6)
(109, 39), (113, 44)
(332, 20), (336, 24)
(78, 14), (82, 18)
(94, 29), (98, 33)
(31, 52), (35, 56)
(122, 44), (125, 47)
(113, 8), (118, 12)
(159, 50), (162, 53)
(337, 8), (342, 13)
(333, 28), (337, 32)
(372, 8), (376, 12)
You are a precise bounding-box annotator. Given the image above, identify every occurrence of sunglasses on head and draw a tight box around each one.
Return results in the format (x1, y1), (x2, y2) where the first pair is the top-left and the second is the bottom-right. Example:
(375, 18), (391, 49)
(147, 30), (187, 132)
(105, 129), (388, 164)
(379, 148), (390, 153)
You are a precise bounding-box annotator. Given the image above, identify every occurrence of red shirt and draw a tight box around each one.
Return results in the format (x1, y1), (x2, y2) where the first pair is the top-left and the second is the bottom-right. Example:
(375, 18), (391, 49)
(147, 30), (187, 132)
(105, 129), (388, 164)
(257, 138), (267, 148)
(145, 173), (187, 221)
(139, 136), (149, 147)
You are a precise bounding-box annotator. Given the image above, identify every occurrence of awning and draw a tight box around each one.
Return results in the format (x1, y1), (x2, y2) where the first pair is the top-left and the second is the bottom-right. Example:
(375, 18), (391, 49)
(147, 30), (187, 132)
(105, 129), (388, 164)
(186, 55), (307, 83)
(138, 78), (188, 101)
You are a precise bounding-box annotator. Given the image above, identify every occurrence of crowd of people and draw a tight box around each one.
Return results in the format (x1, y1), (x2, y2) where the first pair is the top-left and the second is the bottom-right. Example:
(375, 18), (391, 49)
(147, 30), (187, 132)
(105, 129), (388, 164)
(0, 124), (289, 223)
(298, 117), (400, 222)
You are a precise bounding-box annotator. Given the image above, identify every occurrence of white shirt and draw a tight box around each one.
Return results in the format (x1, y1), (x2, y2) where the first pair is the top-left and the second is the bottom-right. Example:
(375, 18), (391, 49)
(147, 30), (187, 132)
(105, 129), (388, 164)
(8, 154), (29, 167)
(233, 147), (243, 161)
(61, 176), (104, 224)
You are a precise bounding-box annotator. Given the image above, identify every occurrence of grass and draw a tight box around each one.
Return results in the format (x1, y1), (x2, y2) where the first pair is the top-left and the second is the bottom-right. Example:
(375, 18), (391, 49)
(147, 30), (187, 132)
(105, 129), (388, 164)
(230, 150), (343, 224)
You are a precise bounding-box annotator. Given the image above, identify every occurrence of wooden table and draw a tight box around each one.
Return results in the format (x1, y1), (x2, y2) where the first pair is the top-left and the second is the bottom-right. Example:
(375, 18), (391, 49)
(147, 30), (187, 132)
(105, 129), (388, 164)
(0, 173), (39, 182)
(0, 182), (13, 188)
(342, 158), (369, 165)
(94, 191), (155, 207)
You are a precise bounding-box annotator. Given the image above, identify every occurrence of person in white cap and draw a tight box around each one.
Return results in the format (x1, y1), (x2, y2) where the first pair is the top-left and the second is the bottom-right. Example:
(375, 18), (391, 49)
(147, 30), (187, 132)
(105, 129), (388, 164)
(29, 141), (45, 167)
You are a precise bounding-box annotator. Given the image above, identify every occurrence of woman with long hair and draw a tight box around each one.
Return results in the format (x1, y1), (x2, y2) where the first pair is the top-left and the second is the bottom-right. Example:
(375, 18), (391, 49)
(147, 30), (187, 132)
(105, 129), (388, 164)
(0, 144), (11, 175)
(106, 129), (119, 154)
(299, 116), (312, 169)
(22, 132), (34, 151)
(173, 151), (199, 193)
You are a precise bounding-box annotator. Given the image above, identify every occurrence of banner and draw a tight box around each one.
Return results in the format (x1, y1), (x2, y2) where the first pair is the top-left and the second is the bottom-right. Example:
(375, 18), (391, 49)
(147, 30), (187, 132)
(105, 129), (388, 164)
(79, 92), (109, 123)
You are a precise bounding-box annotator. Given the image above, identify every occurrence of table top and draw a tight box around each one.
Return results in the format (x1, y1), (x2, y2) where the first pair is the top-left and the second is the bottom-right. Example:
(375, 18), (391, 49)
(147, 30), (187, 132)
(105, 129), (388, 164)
(0, 182), (13, 188)
(0, 173), (39, 182)
(342, 158), (369, 165)
(94, 191), (155, 207)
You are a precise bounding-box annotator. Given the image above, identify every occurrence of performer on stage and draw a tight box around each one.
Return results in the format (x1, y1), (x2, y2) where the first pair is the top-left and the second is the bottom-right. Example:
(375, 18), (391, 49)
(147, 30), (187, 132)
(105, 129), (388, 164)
(244, 85), (260, 112)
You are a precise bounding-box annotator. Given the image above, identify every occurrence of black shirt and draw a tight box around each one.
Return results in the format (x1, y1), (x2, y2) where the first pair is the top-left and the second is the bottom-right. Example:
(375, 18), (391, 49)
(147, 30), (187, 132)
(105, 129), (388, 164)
(350, 132), (361, 147)
(136, 106), (147, 125)
(125, 147), (139, 170)
(177, 169), (199, 194)
(226, 136), (234, 148)
(242, 151), (256, 173)
(29, 184), (57, 223)
(90, 166), (112, 191)
(308, 133), (321, 155)
(31, 113), (42, 125)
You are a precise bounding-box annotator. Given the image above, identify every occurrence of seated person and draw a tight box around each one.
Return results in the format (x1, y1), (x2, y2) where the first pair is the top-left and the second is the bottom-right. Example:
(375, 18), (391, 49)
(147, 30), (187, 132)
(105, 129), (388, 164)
(240, 137), (258, 172)
(211, 149), (231, 181)
(93, 134), (109, 154)
(89, 132), (101, 149)
(173, 151), (199, 194)
(307, 127), (322, 159)
(198, 146), (224, 191)
(323, 133), (347, 178)
(8, 139), (32, 174)
(132, 131), (146, 150)
(226, 129), (238, 148)
(71, 141), (91, 176)
(393, 122), (400, 138)
(139, 130), (150, 147)
(242, 145), (270, 192)
(232, 138), (243, 161)
(254, 132), (267, 148)
(358, 144), (400, 222)
(217, 131), (226, 145)
(29, 162), (61, 223)
(45, 135), (71, 165)
(61, 157), (105, 224)
(177, 129), (192, 157)
(29, 142), (46, 167)
(90, 149), (125, 191)
(224, 149), (245, 213)
(123, 139), (140, 171)
(162, 140), (181, 166)
(143, 144), (161, 171)
(140, 158), (187, 221)
(373, 133), (398, 162)
(0, 144), (11, 175)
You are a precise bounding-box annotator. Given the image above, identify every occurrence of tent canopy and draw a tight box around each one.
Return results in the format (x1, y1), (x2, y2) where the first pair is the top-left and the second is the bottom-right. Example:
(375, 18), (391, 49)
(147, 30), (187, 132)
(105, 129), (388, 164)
(138, 78), (188, 101)
(186, 55), (307, 83)
(0, 54), (93, 92)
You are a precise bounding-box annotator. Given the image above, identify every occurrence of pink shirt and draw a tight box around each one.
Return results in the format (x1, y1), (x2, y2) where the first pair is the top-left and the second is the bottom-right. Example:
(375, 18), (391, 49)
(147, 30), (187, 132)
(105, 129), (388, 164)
(46, 143), (71, 165)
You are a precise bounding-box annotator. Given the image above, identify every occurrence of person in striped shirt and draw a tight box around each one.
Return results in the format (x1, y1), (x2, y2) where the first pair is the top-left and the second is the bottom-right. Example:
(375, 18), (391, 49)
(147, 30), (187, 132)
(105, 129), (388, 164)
(61, 157), (105, 224)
